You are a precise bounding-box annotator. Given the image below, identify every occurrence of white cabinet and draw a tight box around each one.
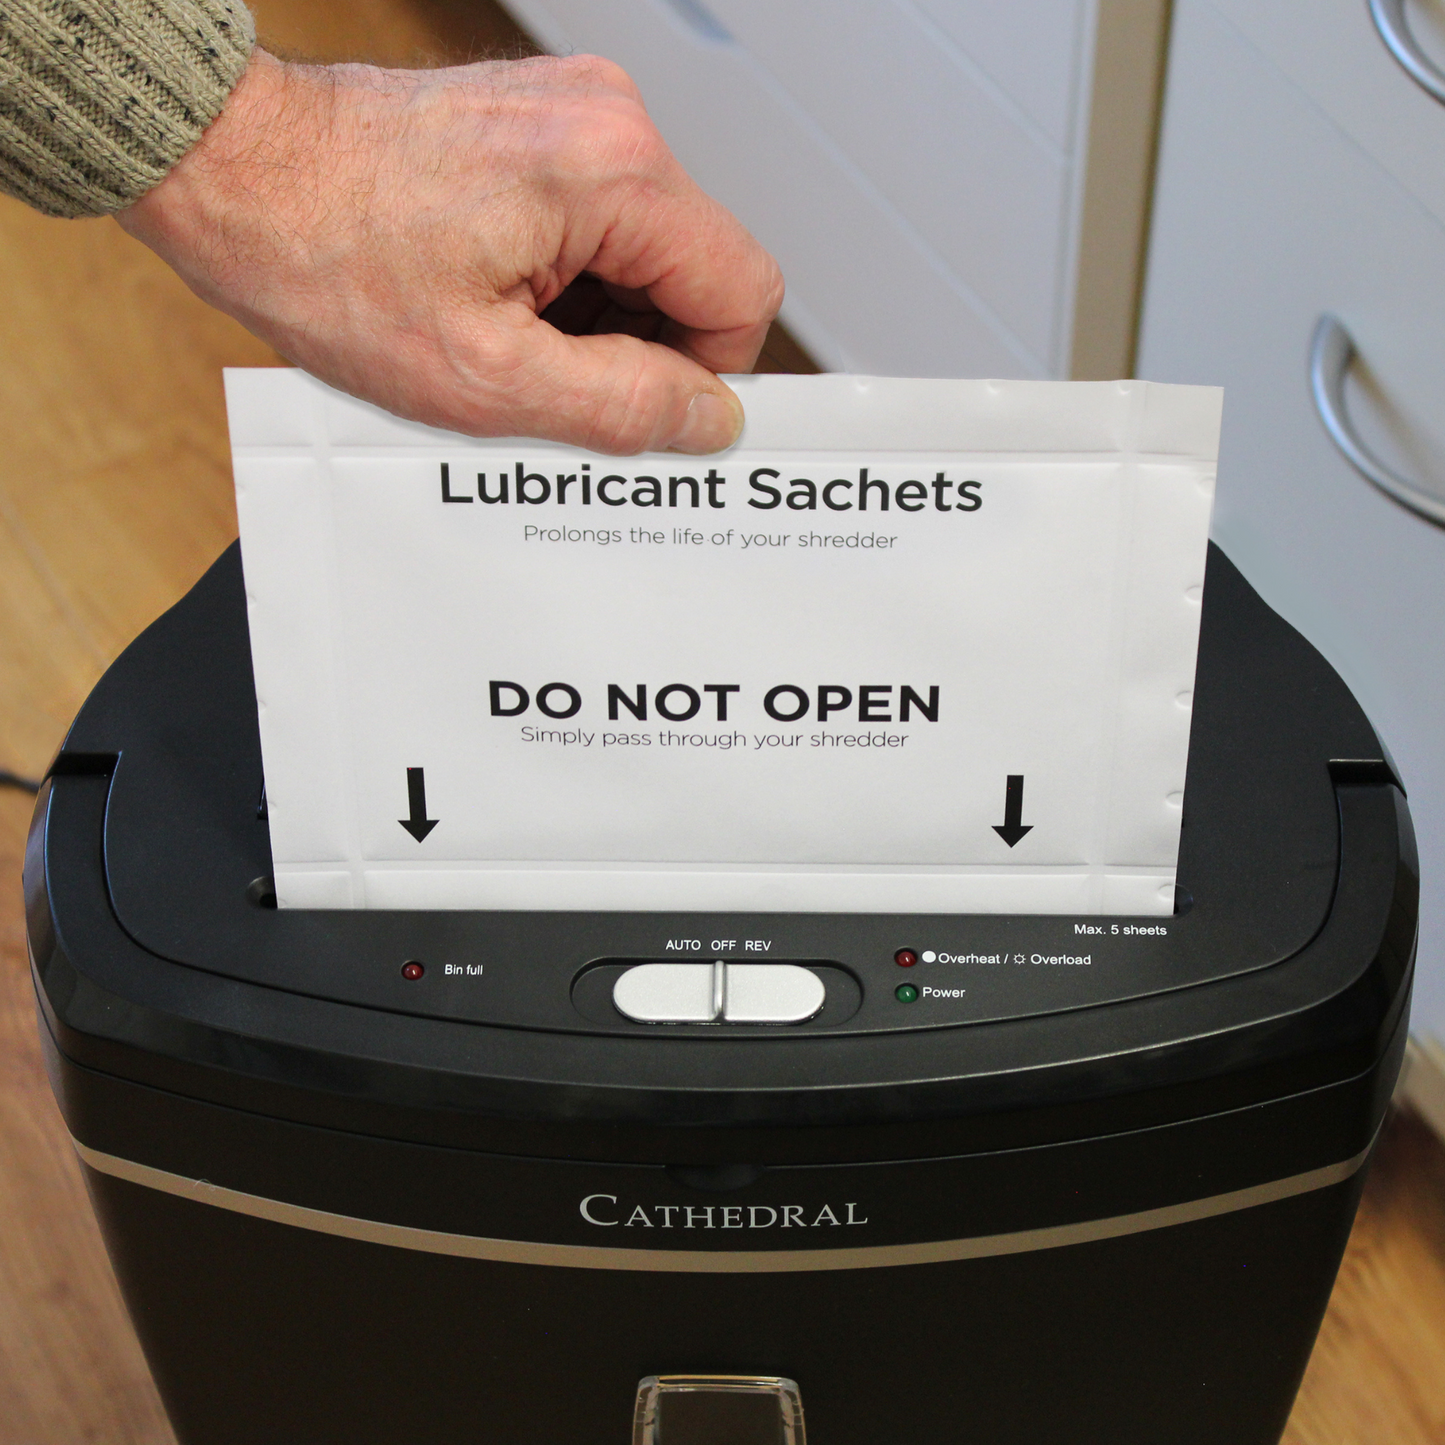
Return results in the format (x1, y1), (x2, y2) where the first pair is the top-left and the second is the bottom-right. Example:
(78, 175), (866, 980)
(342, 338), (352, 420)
(501, 0), (1167, 380)
(1209, 0), (1445, 229)
(697, 0), (1070, 362)
(911, 0), (1087, 148)
(1138, 0), (1445, 1036)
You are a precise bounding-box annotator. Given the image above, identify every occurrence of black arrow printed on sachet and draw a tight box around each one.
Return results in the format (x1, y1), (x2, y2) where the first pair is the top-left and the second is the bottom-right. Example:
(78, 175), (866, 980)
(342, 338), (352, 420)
(993, 774), (1033, 847)
(399, 766), (439, 841)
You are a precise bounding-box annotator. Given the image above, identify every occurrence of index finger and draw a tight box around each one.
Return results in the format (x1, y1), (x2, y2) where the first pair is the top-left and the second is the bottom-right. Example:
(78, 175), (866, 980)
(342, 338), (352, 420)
(579, 151), (785, 374)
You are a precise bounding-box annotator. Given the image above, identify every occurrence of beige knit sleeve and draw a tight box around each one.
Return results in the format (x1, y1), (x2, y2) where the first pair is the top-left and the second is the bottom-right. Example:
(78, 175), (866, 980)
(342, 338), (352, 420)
(0, 0), (255, 218)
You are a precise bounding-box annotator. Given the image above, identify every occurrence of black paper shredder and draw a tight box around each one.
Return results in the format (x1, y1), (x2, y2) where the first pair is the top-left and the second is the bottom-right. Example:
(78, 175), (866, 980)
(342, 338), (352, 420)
(26, 540), (1415, 1445)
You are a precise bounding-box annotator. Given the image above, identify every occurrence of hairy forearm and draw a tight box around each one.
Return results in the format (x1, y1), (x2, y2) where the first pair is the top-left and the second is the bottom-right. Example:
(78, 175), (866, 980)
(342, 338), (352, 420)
(117, 50), (348, 311)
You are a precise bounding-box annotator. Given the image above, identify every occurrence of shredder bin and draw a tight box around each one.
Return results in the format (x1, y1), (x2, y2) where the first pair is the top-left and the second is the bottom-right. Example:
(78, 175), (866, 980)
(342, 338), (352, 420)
(26, 539), (1416, 1445)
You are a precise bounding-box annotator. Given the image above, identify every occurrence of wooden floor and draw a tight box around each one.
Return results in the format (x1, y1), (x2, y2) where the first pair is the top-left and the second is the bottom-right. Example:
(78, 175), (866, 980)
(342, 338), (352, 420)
(0, 1), (1441, 1440)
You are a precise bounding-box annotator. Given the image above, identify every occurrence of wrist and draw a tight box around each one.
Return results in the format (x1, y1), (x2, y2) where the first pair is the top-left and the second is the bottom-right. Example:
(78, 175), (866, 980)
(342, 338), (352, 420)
(117, 49), (336, 270)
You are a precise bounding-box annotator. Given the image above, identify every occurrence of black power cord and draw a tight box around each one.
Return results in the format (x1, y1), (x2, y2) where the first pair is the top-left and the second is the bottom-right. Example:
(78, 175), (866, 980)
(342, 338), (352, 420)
(0, 768), (41, 795)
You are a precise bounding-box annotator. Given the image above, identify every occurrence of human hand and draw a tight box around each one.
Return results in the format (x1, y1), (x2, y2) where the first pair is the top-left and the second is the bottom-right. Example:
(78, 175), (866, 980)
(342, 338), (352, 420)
(117, 49), (783, 454)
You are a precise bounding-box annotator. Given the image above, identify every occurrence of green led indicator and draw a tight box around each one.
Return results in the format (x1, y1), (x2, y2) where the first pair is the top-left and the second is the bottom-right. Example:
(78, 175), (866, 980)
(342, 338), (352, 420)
(895, 983), (919, 1003)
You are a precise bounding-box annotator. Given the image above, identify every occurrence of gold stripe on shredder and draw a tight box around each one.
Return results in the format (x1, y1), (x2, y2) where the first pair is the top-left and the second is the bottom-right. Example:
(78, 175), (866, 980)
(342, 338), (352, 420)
(72, 1136), (1373, 1274)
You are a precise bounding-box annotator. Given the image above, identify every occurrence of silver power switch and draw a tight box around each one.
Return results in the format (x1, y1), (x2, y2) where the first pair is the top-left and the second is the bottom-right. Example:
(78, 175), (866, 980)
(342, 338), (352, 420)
(723, 964), (825, 1023)
(612, 962), (825, 1025)
(613, 962), (721, 1023)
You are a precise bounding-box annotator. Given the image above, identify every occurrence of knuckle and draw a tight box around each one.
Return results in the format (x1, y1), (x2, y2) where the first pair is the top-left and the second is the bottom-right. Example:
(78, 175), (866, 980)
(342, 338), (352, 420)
(533, 55), (663, 175)
(609, 114), (667, 172)
(591, 55), (646, 103)
(557, 52), (643, 102)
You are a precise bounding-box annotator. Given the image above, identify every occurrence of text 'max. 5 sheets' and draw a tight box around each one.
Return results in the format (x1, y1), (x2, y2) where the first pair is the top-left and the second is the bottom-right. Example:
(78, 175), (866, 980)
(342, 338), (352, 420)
(226, 370), (1221, 914)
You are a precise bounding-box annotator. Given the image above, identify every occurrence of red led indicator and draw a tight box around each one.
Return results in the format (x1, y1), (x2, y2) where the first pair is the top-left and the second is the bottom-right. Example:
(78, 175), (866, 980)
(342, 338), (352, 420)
(401, 961), (425, 980)
(894, 949), (918, 968)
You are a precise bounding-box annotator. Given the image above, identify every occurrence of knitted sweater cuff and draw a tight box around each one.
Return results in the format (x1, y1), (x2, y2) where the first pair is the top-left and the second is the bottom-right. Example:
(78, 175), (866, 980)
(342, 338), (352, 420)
(0, 0), (256, 218)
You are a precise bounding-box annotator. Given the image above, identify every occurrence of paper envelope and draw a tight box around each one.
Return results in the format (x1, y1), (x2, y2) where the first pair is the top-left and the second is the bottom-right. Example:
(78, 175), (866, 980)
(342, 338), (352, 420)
(227, 370), (1220, 913)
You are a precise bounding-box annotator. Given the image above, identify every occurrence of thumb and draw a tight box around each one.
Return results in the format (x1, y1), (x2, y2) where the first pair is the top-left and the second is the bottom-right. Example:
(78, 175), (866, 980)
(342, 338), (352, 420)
(482, 322), (746, 456)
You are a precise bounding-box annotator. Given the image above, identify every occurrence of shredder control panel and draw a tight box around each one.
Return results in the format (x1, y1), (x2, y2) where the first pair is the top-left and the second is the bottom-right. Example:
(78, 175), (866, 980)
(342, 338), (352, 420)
(50, 541), (1394, 1041)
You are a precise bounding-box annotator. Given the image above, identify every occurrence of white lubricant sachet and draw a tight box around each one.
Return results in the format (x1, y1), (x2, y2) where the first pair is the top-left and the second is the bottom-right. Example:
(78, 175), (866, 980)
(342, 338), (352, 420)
(227, 371), (1220, 913)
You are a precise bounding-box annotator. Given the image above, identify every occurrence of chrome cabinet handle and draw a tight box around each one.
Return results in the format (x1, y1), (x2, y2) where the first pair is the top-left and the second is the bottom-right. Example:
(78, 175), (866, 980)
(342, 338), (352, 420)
(1369, 0), (1445, 106)
(1309, 313), (1445, 526)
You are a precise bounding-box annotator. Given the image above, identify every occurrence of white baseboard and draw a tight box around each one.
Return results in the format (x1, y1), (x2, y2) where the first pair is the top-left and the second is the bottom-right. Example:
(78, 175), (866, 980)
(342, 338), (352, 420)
(1398, 1033), (1445, 1144)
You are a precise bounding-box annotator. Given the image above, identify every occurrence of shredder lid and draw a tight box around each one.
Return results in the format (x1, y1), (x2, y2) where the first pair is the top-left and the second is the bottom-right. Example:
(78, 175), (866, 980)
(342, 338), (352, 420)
(28, 538), (1416, 1149)
(60, 541), (1376, 1033)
